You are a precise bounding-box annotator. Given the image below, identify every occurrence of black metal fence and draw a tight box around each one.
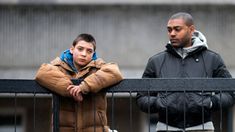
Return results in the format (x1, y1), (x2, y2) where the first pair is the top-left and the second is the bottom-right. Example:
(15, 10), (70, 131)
(1, 78), (235, 132)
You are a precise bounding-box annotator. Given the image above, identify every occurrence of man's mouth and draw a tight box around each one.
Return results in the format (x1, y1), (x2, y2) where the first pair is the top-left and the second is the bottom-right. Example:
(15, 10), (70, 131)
(170, 39), (179, 44)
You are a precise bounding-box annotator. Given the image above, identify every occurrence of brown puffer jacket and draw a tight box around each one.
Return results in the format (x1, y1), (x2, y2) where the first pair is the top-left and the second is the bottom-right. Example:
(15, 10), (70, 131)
(35, 57), (123, 132)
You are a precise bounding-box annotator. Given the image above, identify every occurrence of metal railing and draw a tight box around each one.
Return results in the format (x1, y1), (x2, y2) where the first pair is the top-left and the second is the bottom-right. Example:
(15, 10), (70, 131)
(1, 78), (235, 132)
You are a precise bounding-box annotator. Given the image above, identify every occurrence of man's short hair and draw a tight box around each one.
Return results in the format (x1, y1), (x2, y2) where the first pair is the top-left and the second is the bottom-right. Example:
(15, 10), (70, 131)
(72, 33), (96, 51)
(169, 12), (194, 26)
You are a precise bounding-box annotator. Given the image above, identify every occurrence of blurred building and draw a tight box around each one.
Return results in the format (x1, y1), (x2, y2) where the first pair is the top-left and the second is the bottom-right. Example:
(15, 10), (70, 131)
(1, 0), (235, 132)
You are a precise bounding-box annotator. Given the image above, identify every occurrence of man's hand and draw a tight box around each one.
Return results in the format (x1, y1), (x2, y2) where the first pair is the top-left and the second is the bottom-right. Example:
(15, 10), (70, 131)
(67, 85), (83, 102)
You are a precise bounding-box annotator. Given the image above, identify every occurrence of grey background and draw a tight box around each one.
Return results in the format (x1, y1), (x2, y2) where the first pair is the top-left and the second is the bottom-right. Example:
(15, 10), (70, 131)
(1, 2), (235, 79)
(1, 1), (235, 132)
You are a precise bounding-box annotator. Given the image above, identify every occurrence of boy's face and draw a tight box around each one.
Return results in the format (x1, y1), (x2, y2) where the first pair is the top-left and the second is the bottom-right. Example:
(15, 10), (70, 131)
(70, 40), (94, 69)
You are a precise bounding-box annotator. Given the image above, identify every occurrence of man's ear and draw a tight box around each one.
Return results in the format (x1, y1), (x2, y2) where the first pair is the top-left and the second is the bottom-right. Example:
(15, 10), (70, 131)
(190, 25), (195, 35)
(70, 47), (74, 54)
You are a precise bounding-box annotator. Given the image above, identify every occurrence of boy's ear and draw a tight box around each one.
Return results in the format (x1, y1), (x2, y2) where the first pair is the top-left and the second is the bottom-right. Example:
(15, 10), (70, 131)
(70, 47), (74, 54)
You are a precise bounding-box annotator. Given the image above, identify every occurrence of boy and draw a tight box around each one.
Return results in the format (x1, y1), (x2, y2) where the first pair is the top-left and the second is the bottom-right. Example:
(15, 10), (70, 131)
(36, 33), (123, 132)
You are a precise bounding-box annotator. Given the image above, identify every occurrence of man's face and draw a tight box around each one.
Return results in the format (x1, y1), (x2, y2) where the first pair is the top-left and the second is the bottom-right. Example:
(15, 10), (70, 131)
(167, 18), (194, 48)
(70, 40), (94, 69)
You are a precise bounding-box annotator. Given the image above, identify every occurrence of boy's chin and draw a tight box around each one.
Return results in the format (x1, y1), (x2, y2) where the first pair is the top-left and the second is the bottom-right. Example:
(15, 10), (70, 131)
(78, 62), (89, 67)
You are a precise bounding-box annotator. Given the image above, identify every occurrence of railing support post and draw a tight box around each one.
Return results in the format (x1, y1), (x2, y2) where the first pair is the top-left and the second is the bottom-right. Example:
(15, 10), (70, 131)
(53, 94), (60, 132)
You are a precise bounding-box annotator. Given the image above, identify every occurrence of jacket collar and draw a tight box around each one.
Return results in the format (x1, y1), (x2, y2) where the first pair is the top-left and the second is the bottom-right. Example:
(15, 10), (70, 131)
(79, 58), (105, 71)
(51, 57), (74, 72)
(50, 57), (105, 73)
(166, 30), (208, 59)
(166, 44), (207, 58)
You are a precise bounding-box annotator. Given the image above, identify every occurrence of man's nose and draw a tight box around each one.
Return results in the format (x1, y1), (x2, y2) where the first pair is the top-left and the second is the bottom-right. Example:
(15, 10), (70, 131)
(170, 30), (176, 36)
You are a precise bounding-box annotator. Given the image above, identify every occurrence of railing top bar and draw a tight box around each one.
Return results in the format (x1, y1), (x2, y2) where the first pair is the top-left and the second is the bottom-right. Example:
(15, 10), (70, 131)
(106, 78), (235, 92)
(1, 78), (235, 93)
(0, 79), (51, 93)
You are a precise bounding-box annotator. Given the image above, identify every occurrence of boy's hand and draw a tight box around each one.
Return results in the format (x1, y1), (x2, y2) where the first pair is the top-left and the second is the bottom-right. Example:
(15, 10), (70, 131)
(67, 85), (83, 102)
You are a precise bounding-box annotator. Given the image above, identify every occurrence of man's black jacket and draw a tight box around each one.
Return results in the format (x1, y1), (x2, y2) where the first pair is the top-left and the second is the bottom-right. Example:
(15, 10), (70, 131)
(136, 44), (235, 128)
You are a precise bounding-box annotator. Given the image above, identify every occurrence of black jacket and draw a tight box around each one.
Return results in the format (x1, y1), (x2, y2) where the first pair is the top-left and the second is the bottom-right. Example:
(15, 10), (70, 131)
(136, 43), (234, 128)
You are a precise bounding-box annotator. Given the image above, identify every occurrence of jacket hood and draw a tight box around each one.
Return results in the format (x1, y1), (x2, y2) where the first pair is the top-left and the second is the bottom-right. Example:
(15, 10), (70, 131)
(59, 49), (98, 72)
(166, 30), (208, 59)
(191, 30), (208, 49)
(60, 49), (77, 72)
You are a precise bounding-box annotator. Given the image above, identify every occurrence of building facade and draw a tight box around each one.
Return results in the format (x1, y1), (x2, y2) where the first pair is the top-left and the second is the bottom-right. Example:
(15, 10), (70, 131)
(1, 1), (235, 132)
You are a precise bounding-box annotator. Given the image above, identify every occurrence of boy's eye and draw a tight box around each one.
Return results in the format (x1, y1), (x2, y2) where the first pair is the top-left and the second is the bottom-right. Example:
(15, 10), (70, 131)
(87, 50), (93, 54)
(78, 47), (84, 51)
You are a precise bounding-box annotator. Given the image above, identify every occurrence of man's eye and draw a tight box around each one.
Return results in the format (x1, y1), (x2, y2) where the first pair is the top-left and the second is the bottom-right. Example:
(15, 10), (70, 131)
(175, 27), (181, 32)
(167, 28), (172, 33)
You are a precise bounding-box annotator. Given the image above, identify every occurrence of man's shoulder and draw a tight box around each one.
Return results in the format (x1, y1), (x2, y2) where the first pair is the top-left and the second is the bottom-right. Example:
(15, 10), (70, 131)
(149, 51), (168, 60)
(202, 49), (221, 58)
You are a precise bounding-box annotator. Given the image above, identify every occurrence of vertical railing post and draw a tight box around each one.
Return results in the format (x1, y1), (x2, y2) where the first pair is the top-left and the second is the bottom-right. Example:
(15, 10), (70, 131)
(53, 94), (60, 132)
(51, 79), (82, 132)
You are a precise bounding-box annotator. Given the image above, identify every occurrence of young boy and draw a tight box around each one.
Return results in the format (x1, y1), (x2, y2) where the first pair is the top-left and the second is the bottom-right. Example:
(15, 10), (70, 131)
(35, 33), (123, 132)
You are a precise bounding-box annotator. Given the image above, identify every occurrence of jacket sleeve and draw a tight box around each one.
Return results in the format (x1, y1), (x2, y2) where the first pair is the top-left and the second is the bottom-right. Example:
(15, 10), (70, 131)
(136, 92), (159, 113)
(136, 58), (160, 113)
(210, 54), (235, 110)
(79, 62), (123, 93)
(142, 57), (157, 78)
(35, 63), (73, 96)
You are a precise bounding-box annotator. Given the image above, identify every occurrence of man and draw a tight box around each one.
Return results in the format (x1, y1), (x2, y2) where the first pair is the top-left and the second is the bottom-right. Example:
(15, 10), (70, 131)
(136, 12), (234, 132)
(35, 33), (123, 132)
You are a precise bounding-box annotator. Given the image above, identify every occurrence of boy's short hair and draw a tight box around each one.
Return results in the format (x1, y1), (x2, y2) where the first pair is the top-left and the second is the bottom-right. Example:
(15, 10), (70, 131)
(72, 33), (96, 51)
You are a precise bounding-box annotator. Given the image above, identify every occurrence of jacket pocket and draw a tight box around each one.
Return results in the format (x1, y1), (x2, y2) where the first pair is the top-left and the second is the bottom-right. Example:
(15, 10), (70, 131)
(97, 111), (106, 125)
(188, 93), (211, 114)
(97, 111), (107, 132)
